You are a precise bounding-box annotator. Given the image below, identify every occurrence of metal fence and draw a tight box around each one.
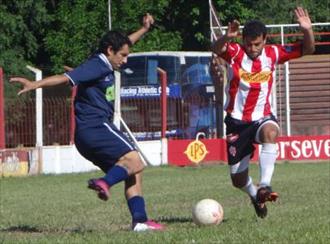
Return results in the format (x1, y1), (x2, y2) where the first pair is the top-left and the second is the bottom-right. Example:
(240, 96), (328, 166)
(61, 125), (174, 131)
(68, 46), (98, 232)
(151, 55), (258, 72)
(5, 97), (71, 148)
(4, 95), (215, 148)
(3, 55), (330, 148)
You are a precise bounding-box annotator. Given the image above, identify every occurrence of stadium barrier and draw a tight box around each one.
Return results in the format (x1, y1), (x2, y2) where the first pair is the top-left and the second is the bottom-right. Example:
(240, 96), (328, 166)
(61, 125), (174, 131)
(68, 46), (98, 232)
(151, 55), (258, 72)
(1, 135), (328, 176)
(0, 148), (40, 177)
(0, 140), (163, 176)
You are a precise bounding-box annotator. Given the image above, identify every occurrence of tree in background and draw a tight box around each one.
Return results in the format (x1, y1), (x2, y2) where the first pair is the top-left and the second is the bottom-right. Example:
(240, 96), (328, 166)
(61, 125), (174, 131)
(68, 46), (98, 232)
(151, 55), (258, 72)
(1, 0), (329, 89)
(45, 0), (183, 73)
(0, 0), (51, 97)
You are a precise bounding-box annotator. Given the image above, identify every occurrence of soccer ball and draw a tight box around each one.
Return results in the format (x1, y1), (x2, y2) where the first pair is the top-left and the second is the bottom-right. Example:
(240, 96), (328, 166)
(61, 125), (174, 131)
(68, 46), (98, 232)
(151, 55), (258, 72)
(192, 199), (224, 226)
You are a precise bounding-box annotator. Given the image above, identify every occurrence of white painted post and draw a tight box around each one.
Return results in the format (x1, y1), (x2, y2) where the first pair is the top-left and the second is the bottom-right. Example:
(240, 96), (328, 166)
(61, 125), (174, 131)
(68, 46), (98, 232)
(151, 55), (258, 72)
(285, 62), (291, 136)
(280, 26), (291, 136)
(26, 65), (43, 146)
(113, 71), (121, 129)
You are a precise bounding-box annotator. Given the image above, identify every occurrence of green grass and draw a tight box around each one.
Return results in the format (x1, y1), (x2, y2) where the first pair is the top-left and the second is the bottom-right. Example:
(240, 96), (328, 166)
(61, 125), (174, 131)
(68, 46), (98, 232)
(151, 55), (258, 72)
(0, 163), (329, 243)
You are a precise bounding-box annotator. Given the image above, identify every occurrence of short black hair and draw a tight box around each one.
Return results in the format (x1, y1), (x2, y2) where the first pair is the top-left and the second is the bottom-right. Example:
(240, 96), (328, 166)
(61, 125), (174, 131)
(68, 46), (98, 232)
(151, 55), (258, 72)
(97, 31), (132, 54)
(242, 20), (267, 39)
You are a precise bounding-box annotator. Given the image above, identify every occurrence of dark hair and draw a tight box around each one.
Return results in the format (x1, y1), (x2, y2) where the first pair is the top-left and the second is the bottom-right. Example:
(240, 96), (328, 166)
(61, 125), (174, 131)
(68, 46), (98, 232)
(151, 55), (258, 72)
(97, 30), (132, 54)
(242, 20), (267, 39)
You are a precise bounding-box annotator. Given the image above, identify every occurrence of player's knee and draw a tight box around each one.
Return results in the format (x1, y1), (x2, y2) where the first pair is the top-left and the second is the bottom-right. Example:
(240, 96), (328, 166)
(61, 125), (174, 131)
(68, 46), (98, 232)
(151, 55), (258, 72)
(118, 151), (145, 175)
(266, 129), (278, 142)
(259, 125), (279, 143)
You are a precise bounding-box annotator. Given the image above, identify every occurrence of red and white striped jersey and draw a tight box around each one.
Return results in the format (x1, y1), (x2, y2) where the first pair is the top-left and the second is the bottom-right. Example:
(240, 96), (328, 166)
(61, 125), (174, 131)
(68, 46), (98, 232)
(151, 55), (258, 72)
(221, 42), (302, 122)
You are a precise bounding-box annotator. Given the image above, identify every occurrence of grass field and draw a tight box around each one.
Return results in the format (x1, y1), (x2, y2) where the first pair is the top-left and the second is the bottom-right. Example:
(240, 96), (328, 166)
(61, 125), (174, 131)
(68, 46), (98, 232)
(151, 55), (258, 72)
(0, 163), (329, 243)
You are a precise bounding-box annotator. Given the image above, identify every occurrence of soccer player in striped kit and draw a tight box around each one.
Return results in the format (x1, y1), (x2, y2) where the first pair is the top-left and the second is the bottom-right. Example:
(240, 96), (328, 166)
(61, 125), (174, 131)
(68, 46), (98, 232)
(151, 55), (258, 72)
(10, 13), (164, 231)
(212, 7), (315, 218)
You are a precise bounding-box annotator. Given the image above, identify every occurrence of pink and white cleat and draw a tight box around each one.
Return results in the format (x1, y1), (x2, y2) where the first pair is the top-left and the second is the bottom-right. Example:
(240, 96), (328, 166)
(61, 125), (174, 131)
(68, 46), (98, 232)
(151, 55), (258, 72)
(87, 178), (110, 201)
(132, 220), (165, 232)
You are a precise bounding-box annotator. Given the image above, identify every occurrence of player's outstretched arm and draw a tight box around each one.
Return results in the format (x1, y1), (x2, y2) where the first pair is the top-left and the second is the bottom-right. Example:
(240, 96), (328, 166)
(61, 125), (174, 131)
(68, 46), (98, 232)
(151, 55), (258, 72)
(128, 13), (154, 45)
(10, 75), (70, 96)
(212, 20), (240, 55)
(295, 7), (315, 55)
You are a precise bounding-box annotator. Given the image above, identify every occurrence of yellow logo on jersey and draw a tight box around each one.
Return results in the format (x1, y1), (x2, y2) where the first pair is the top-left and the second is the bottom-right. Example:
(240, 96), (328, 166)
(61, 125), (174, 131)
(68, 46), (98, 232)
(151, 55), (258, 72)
(105, 85), (115, 101)
(239, 69), (272, 84)
(184, 139), (209, 164)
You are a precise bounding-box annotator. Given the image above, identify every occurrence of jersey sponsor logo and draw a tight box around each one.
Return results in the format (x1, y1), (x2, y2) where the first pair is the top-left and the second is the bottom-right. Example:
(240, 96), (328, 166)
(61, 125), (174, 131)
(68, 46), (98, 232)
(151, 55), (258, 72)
(239, 69), (272, 84)
(184, 139), (209, 164)
(105, 85), (115, 101)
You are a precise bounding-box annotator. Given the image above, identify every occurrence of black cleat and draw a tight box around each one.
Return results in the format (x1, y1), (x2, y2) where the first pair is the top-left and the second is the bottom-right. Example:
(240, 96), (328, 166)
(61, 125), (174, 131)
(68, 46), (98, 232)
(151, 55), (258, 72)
(257, 186), (279, 204)
(250, 196), (267, 218)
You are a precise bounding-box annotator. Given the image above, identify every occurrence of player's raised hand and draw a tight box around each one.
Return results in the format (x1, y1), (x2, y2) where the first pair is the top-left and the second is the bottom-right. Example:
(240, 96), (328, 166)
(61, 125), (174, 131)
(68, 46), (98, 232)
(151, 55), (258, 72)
(10, 77), (37, 96)
(294, 7), (312, 31)
(142, 13), (154, 30)
(226, 20), (240, 39)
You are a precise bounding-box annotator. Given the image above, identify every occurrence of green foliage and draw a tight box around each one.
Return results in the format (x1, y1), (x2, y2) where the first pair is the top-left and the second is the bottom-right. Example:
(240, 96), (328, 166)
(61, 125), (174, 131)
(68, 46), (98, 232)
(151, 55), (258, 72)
(44, 0), (109, 72)
(213, 0), (256, 24)
(0, 164), (329, 242)
(0, 0), (329, 94)
(0, 0), (50, 98)
(111, 0), (183, 52)
(253, 0), (330, 24)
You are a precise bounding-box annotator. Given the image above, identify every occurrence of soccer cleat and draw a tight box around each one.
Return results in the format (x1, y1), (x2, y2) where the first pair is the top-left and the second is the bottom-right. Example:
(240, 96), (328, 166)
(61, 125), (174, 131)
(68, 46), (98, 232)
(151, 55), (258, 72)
(87, 178), (110, 201)
(132, 220), (165, 232)
(250, 196), (268, 218)
(257, 186), (279, 204)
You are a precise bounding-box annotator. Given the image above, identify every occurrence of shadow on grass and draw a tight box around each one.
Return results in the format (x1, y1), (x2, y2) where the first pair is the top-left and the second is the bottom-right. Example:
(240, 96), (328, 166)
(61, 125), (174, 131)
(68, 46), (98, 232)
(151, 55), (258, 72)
(0, 225), (94, 234)
(157, 216), (229, 225)
(157, 216), (193, 223)
(1, 225), (42, 233)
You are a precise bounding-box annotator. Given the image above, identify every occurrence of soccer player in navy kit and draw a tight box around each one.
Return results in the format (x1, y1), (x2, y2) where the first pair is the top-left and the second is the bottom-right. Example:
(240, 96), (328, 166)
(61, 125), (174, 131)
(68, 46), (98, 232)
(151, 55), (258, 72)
(10, 13), (164, 232)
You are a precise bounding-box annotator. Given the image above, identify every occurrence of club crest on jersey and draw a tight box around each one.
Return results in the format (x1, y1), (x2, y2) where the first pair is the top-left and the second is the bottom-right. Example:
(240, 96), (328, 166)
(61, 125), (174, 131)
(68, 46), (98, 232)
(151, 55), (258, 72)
(229, 146), (237, 157)
(239, 69), (272, 84)
(285, 45), (293, 52)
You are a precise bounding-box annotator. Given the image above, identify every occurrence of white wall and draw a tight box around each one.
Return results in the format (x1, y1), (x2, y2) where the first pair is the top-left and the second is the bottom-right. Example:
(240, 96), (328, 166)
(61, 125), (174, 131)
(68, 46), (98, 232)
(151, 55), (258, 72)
(41, 140), (164, 174)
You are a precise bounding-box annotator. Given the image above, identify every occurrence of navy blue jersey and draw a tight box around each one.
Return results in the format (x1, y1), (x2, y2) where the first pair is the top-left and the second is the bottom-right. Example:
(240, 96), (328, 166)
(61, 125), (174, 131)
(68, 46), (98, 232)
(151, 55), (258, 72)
(65, 53), (115, 126)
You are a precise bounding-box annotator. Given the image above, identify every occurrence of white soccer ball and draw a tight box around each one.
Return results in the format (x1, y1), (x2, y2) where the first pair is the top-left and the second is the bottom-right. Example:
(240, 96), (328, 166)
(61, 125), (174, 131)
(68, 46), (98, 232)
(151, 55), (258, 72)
(192, 199), (224, 226)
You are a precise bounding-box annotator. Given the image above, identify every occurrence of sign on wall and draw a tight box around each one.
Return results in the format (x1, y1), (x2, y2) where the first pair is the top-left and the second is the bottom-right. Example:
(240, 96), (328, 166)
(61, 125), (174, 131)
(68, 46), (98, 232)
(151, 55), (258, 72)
(168, 135), (330, 166)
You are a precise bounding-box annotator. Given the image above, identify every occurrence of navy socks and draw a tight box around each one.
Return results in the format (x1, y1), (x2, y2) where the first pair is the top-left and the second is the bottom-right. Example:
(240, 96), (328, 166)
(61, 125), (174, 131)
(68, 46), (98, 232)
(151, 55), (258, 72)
(103, 166), (147, 223)
(103, 165), (129, 186)
(127, 196), (148, 223)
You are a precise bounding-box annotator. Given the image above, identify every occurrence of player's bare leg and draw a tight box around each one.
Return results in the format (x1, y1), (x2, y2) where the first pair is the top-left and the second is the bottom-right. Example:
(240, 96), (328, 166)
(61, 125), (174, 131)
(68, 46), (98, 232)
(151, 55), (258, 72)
(88, 151), (144, 201)
(125, 172), (165, 231)
(230, 156), (267, 218)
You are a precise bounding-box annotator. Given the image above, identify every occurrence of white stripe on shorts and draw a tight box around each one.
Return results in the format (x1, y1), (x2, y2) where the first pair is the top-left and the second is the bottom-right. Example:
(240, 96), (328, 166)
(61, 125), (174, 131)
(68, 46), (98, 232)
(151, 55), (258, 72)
(103, 122), (134, 150)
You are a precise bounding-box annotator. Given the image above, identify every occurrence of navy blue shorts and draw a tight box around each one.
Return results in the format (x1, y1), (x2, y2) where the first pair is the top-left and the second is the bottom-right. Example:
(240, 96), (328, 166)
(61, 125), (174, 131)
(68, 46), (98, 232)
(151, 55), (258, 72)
(225, 115), (278, 165)
(74, 122), (135, 173)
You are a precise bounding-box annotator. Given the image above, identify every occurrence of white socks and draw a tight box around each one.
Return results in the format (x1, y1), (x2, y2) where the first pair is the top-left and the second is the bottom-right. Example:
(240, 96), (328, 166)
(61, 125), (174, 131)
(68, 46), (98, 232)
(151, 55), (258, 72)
(241, 176), (257, 200)
(259, 143), (277, 187)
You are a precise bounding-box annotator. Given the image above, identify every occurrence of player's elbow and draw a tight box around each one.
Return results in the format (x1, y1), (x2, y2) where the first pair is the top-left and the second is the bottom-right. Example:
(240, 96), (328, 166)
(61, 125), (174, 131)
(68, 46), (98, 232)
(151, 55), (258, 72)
(303, 45), (315, 55)
(211, 43), (226, 56)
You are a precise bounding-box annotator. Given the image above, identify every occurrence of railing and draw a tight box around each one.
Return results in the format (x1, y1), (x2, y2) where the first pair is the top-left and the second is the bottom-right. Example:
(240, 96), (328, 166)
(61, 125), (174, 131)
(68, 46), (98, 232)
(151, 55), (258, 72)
(4, 95), (215, 148)
(2, 55), (330, 148)
(5, 97), (71, 148)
